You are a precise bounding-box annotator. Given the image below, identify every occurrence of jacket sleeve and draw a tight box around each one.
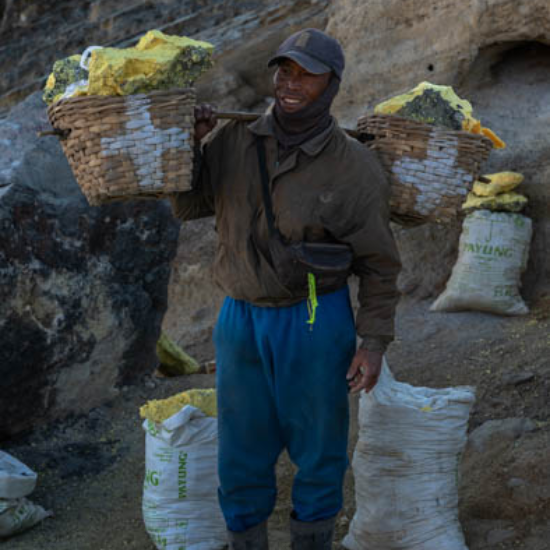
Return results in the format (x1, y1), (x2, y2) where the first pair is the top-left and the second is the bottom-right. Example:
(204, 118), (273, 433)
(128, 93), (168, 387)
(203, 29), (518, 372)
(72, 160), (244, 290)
(169, 140), (216, 221)
(328, 145), (401, 353)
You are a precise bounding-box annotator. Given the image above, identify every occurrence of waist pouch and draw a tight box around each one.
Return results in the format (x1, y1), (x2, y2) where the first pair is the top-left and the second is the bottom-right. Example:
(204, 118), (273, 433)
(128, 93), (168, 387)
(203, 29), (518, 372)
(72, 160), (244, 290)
(268, 232), (352, 291)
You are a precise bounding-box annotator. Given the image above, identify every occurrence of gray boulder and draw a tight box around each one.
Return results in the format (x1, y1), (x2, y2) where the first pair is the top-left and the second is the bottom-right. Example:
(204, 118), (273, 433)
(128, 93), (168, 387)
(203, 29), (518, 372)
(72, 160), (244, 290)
(0, 93), (180, 439)
(467, 417), (537, 453)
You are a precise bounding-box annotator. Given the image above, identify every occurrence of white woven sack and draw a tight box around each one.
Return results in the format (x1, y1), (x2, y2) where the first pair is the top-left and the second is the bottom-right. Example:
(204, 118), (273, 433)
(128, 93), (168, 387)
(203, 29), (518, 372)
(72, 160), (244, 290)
(142, 405), (226, 550)
(0, 451), (37, 499)
(431, 210), (532, 315)
(0, 497), (51, 537)
(343, 360), (475, 550)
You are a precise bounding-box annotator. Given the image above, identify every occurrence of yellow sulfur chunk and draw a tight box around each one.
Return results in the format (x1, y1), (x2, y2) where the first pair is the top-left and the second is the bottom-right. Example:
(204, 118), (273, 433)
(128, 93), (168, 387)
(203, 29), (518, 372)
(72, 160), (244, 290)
(462, 191), (528, 213)
(45, 73), (55, 92)
(87, 30), (214, 96)
(480, 127), (506, 149)
(135, 29), (213, 53)
(156, 332), (200, 376)
(461, 117), (506, 149)
(43, 31), (214, 103)
(140, 389), (217, 423)
(472, 172), (524, 197)
(462, 118), (482, 134)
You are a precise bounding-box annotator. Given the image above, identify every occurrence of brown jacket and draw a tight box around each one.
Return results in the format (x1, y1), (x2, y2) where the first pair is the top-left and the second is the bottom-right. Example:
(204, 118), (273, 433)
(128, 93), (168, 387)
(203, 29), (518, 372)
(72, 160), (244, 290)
(170, 114), (401, 352)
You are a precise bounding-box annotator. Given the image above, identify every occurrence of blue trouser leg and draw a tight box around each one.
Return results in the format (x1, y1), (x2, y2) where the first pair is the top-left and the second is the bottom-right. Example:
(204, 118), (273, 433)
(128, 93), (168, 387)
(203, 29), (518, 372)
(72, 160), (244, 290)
(215, 286), (356, 532)
(270, 288), (356, 522)
(215, 297), (285, 532)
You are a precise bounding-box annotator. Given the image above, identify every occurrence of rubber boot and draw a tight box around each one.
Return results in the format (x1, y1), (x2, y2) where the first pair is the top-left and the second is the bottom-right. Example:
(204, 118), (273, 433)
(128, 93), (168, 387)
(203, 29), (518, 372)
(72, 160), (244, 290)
(227, 521), (269, 550)
(290, 515), (336, 550)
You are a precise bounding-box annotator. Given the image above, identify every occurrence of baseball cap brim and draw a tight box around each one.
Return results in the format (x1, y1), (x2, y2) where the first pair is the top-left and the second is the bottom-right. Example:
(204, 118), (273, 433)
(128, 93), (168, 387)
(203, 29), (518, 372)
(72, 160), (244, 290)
(267, 51), (332, 75)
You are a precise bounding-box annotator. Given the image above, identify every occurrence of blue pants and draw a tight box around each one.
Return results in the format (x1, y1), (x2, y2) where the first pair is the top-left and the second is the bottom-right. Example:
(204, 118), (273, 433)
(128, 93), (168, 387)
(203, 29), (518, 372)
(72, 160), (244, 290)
(214, 286), (356, 532)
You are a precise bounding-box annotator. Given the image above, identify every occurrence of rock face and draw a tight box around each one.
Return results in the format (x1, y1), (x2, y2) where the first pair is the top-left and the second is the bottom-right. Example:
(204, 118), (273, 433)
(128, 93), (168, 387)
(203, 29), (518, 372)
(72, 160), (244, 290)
(0, 93), (180, 439)
(328, 0), (550, 122)
(327, 0), (550, 301)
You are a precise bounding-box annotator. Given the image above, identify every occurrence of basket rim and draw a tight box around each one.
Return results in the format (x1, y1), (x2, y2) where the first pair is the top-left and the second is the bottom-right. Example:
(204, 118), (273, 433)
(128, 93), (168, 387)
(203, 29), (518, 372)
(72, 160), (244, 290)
(47, 87), (196, 117)
(357, 113), (494, 148)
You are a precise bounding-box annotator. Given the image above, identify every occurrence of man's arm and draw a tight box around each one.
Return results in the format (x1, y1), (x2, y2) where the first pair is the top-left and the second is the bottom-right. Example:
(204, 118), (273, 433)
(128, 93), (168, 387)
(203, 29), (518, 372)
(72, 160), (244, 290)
(329, 147), (401, 392)
(169, 105), (218, 221)
(345, 207), (401, 393)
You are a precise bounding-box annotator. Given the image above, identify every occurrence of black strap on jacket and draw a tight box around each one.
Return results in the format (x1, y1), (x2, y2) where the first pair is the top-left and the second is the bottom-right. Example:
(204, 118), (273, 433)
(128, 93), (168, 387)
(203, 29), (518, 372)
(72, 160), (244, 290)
(254, 136), (279, 239)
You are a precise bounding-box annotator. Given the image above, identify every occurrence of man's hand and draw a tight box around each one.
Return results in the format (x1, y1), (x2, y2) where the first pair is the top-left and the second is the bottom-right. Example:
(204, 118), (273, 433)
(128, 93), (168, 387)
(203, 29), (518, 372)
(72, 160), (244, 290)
(194, 104), (217, 142)
(347, 349), (383, 393)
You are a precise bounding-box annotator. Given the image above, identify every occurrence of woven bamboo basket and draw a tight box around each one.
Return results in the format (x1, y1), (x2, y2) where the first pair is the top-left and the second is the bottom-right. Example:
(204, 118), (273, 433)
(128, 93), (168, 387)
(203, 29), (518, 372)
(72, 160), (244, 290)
(47, 89), (195, 206)
(357, 114), (493, 225)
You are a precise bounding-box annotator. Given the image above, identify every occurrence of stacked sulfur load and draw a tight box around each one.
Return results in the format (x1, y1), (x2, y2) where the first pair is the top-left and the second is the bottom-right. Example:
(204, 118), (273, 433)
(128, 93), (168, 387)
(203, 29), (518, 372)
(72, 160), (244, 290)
(43, 30), (214, 105)
(375, 81), (505, 149)
(462, 171), (528, 213)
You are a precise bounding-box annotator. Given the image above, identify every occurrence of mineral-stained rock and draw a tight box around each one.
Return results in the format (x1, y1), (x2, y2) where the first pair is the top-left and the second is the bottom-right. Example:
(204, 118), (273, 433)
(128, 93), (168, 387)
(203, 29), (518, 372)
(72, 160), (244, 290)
(0, 92), (180, 440)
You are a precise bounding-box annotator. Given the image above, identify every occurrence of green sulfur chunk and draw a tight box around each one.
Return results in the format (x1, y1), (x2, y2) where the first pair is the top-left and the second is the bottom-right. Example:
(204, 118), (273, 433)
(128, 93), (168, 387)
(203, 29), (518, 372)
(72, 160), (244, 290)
(395, 89), (465, 130)
(43, 55), (88, 105)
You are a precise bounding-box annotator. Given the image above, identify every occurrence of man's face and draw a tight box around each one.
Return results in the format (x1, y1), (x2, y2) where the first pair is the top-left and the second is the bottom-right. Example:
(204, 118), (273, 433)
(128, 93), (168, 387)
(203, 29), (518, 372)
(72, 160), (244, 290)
(274, 59), (331, 114)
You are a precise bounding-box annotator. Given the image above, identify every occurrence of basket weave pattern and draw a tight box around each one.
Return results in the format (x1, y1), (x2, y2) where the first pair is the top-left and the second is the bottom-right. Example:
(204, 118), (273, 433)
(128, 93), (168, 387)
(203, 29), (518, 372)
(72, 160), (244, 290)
(357, 114), (493, 224)
(47, 89), (195, 206)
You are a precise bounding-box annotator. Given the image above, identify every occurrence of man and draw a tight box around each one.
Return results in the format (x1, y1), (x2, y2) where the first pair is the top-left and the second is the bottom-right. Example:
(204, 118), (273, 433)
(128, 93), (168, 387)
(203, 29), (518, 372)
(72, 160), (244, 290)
(171, 28), (401, 550)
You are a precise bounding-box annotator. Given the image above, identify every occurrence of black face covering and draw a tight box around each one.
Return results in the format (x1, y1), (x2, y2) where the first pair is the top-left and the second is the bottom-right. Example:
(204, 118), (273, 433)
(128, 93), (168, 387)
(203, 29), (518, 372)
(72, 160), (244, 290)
(272, 74), (340, 154)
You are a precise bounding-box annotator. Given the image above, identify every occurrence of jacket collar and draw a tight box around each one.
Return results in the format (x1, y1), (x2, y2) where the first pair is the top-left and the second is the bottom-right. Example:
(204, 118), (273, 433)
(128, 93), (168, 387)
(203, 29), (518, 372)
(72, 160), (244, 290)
(248, 112), (335, 157)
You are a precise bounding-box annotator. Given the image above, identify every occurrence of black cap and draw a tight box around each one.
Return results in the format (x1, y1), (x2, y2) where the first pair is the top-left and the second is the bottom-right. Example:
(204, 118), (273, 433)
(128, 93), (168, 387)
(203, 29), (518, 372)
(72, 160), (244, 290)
(268, 28), (345, 80)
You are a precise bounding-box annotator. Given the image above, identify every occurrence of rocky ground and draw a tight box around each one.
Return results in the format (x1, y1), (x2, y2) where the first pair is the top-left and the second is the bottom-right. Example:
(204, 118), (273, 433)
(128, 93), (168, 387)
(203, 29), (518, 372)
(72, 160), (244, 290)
(3, 295), (549, 549)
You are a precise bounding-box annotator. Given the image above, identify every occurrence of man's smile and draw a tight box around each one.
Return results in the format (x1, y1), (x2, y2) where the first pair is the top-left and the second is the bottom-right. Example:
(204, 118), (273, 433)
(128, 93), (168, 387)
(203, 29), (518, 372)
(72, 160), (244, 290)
(279, 94), (306, 111)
